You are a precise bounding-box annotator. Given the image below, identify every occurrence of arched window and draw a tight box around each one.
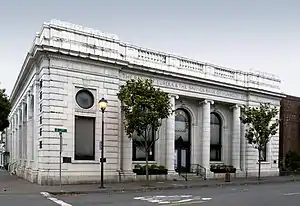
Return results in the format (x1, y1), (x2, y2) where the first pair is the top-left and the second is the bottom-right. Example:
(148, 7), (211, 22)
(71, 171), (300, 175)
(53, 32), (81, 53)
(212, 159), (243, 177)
(175, 109), (191, 171)
(210, 112), (222, 161)
(175, 109), (190, 142)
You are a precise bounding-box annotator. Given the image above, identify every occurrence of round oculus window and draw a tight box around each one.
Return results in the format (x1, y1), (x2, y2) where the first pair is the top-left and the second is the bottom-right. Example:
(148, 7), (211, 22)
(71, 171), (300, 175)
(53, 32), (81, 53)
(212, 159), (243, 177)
(75, 89), (94, 109)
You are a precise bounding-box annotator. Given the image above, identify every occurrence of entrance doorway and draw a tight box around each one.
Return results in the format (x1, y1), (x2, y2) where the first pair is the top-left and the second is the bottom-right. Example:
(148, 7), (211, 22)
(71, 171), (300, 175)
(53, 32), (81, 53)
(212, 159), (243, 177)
(174, 109), (191, 172)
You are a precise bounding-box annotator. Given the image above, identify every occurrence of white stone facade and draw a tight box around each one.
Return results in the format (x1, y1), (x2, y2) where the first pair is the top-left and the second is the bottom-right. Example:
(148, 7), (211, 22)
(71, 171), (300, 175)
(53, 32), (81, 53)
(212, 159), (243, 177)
(7, 20), (284, 185)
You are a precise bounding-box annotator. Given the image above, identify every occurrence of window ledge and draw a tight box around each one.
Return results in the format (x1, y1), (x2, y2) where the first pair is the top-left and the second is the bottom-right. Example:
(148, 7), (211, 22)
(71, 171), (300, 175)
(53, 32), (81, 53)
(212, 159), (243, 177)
(133, 161), (157, 164)
(256, 161), (270, 164)
(210, 161), (224, 164)
(72, 160), (99, 164)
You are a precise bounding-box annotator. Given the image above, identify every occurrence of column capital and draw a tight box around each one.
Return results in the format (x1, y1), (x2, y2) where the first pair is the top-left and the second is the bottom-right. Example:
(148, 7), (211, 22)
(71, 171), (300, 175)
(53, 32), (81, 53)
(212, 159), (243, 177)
(21, 98), (27, 105)
(199, 99), (214, 105)
(168, 94), (179, 99)
(26, 89), (32, 97)
(34, 80), (40, 86)
(230, 104), (241, 109)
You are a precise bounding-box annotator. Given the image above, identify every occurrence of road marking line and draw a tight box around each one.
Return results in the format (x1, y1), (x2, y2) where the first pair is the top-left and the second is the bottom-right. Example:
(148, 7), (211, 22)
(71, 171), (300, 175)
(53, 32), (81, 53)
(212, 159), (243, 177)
(201, 198), (212, 201)
(165, 200), (206, 205)
(283, 192), (300, 196)
(40, 192), (72, 206)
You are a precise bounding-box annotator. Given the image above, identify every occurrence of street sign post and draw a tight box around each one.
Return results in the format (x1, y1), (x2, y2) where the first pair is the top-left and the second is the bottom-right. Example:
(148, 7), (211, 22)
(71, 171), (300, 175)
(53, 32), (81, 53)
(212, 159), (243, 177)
(55, 128), (67, 133)
(55, 128), (67, 191)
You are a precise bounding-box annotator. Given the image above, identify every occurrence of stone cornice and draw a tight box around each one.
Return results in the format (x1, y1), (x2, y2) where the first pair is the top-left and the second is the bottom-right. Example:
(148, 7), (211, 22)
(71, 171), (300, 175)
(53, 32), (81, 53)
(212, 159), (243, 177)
(10, 20), (283, 108)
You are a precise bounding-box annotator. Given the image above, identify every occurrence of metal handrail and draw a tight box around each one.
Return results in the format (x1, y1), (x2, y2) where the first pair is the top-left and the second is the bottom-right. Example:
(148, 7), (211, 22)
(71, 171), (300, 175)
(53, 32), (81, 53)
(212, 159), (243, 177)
(191, 164), (207, 180)
(177, 167), (188, 181)
(176, 164), (207, 181)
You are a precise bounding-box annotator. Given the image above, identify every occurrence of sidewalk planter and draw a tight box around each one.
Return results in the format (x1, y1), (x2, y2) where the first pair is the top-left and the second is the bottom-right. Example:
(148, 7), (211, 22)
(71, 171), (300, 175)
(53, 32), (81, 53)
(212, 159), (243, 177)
(210, 164), (236, 174)
(133, 164), (168, 175)
(225, 172), (231, 182)
(210, 164), (236, 182)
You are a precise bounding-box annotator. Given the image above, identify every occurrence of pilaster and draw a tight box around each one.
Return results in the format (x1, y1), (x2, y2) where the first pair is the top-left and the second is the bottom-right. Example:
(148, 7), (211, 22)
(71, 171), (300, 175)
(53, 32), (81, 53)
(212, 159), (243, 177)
(26, 91), (33, 166)
(13, 114), (18, 161)
(193, 102), (202, 165)
(18, 106), (23, 161)
(120, 103), (134, 180)
(22, 98), (28, 161)
(240, 122), (246, 171)
(122, 134), (133, 172)
(231, 104), (241, 170)
(32, 81), (38, 169)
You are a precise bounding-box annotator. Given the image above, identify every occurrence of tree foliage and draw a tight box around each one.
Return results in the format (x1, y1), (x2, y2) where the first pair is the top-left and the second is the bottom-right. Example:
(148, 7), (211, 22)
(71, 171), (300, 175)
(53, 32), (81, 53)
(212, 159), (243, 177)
(240, 103), (279, 150)
(0, 88), (11, 132)
(117, 78), (172, 139)
(117, 78), (172, 179)
(240, 102), (279, 179)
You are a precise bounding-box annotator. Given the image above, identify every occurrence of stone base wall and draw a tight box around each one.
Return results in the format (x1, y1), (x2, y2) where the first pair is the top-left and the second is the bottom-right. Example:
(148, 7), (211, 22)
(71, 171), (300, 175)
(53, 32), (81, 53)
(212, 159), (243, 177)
(208, 168), (279, 179)
(26, 169), (38, 183)
(9, 164), (280, 185)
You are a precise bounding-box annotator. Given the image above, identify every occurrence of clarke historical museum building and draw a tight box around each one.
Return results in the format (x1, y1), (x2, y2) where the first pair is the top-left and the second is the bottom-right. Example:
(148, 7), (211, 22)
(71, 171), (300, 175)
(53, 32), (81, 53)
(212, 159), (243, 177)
(6, 20), (284, 185)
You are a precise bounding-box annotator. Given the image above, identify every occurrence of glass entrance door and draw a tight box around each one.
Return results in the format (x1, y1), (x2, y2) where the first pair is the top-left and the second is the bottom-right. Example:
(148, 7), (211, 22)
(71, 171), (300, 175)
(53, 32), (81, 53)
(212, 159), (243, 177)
(175, 148), (189, 171)
(174, 109), (191, 173)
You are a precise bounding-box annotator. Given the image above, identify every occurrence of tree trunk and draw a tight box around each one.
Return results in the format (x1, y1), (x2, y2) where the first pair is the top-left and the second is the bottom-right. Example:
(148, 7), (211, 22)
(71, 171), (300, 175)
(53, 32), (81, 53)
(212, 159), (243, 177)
(258, 150), (261, 180)
(145, 139), (149, 181)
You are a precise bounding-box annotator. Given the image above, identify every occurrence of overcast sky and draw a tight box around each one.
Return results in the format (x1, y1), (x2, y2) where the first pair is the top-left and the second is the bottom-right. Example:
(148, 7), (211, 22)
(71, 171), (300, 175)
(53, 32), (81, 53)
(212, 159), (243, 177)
(1, 0), (299, 96)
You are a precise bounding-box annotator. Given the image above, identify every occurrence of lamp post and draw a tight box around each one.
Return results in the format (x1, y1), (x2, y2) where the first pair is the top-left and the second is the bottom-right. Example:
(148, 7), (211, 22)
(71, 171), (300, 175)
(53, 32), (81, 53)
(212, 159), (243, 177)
(98, 97), (108, 189)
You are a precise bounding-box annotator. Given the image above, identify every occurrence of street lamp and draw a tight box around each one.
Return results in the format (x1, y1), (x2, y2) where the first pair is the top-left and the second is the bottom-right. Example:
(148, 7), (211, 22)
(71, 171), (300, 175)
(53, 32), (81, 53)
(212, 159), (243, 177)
(98, 97), (108, 188)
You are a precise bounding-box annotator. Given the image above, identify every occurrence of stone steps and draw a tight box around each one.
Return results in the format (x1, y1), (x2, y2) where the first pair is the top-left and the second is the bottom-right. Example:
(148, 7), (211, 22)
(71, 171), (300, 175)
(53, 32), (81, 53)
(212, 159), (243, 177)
(175, 173), (205, 181)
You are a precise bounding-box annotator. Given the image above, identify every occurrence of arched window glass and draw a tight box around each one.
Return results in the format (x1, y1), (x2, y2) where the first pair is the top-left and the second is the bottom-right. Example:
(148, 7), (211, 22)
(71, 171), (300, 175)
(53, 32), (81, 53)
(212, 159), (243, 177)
(175, 110), (190, 142)
(210, 112), (222, 161)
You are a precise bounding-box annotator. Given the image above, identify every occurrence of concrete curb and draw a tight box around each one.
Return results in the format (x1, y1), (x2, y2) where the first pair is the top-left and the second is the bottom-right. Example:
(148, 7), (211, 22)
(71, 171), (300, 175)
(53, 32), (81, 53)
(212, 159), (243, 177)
(48, 178), (300, 196)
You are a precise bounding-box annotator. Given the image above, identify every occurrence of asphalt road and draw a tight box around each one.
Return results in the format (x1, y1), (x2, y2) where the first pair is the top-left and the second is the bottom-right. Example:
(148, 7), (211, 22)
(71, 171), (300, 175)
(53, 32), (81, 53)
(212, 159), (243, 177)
(0, 193), (58, 206)
(2, 181), (300, 205)
(55, 181), (300, 206)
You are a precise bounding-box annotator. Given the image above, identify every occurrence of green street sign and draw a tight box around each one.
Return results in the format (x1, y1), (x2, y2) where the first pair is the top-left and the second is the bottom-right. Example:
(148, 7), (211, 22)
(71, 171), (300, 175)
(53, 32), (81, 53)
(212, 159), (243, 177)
(55, 128), (67, 133)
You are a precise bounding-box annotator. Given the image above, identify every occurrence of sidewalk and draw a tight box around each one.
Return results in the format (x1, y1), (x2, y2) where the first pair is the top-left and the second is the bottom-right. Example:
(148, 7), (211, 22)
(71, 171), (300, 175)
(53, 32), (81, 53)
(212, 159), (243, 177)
(0, 170), (46, 194)
(48, 175), (300, 195)
(1, 170), (300, 195)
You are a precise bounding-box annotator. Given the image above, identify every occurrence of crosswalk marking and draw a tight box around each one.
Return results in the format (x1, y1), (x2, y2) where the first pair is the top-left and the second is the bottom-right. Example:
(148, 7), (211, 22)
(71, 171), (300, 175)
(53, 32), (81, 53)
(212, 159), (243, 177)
(133, 194), (212, 204)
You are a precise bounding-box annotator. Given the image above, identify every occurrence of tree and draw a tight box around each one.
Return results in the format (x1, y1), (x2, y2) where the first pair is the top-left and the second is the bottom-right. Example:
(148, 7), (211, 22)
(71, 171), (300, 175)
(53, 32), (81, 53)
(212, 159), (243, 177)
(0, 88), (11, 132)
(117, 78), (172, 180)
(240, 103), (279, 180)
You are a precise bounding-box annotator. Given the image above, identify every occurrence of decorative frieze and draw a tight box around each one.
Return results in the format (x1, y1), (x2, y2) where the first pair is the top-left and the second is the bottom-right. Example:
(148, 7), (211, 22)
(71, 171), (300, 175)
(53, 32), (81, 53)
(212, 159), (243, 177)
(248, 95), (281, 106)
(120, 72), (246, 101)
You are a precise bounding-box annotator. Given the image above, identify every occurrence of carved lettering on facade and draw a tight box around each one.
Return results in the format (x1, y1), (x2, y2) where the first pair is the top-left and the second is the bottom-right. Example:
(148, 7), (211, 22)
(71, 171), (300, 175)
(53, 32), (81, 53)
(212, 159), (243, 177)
(249, 96), (280, 106)
(120, 72), (246, 100)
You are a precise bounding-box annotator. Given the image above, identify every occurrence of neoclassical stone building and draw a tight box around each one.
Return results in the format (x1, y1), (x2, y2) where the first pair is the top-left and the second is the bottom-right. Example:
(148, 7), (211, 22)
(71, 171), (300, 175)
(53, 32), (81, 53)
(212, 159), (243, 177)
(7, 20), (284, 185)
